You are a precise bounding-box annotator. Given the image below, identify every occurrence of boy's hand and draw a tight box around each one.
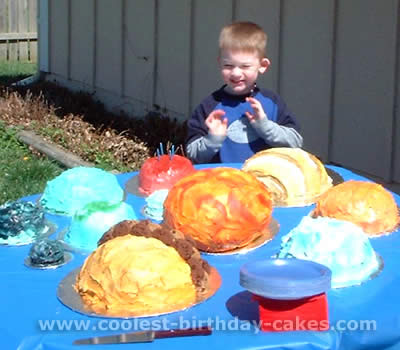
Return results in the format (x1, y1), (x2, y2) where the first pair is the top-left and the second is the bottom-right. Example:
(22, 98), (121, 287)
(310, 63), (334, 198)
(245, 97), (267, 122)
(205, 109), (228, 136)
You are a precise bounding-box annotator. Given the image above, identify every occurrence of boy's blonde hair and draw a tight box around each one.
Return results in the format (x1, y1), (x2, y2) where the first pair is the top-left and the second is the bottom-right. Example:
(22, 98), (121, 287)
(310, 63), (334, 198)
(219, 21), (267, 58)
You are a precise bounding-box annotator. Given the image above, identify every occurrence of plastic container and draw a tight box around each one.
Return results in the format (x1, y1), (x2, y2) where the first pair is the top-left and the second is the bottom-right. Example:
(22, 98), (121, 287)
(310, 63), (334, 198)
(240, 259), (332, 331)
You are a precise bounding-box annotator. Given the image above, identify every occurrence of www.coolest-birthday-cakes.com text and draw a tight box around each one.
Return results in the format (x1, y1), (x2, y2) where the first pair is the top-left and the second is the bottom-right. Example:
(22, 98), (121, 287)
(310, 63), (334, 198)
(38, 316), (377, 333)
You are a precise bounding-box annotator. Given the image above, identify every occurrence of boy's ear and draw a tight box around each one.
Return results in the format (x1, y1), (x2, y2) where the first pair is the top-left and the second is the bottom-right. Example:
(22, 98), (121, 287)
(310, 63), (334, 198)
(259, 58), (271, 74)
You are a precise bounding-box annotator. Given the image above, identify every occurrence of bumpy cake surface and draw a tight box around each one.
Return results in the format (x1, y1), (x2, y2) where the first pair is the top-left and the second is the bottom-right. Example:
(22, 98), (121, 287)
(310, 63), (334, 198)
(138, 155), (195, 196)
(98, 220), (211, 293)
(242, 148), (332, 207)
(163, 167), (273, 252)
(278, 216), (381, 288)
(29, 238), (65, 266)
(75, 220), (212, 317)
(313, 180), (399, 235)
(40, 167), (124, 215)
(0, 201), (49, 245)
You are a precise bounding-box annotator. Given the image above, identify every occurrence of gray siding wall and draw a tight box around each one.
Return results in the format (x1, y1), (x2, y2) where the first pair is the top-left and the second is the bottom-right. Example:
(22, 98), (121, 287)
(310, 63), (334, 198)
(42, 0), (400, 183)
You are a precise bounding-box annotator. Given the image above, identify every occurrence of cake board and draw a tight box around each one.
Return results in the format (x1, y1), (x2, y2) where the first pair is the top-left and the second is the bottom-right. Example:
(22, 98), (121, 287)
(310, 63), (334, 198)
(202, 218), (279, 256)
(57, 266), (222, 319)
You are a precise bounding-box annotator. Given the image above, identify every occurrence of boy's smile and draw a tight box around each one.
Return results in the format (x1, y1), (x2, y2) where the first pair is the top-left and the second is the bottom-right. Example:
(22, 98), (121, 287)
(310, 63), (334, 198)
(219, 50), (270, 95)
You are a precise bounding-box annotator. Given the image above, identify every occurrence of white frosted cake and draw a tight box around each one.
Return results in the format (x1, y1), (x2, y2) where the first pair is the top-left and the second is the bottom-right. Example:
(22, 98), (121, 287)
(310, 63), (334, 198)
(278, 216), (381, 288)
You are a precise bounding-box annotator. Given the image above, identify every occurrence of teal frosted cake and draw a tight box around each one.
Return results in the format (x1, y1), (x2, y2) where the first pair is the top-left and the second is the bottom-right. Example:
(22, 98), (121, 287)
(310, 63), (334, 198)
(278, 216), (381, 288)
(64, 201), (137, 251)
(0, 201), (51, 245)
(40, 167), (124, 216)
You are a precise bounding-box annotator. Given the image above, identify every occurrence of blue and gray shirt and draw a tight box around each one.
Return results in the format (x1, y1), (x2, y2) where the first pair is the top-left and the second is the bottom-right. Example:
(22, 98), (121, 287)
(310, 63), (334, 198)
(186, 85), (303, 163)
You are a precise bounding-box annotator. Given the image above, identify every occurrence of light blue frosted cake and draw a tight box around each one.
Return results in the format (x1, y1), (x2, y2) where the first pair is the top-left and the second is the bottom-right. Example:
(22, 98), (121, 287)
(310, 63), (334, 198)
(40, 167), (124, 216)
(278, 216), (381, 288)
(64, 201), (137, 251)
(143, 189), (169, 222)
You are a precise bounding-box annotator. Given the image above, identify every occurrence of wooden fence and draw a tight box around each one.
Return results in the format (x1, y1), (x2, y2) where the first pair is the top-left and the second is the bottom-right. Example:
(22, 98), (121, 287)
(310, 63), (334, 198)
(0, 0), (37, 61)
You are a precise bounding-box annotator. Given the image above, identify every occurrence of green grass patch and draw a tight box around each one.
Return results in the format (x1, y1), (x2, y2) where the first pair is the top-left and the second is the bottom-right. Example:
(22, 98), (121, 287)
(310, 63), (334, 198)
(0, 121), (64, 204)
(0, 60), (37, 85)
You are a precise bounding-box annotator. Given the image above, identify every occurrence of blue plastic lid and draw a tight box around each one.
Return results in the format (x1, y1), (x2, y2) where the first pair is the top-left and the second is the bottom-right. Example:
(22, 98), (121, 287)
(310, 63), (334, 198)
(240, 259), (332, 300)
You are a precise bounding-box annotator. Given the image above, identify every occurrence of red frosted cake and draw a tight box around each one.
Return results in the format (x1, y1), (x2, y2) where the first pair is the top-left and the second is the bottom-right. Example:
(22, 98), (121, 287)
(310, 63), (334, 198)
(138, 155), (196, 196)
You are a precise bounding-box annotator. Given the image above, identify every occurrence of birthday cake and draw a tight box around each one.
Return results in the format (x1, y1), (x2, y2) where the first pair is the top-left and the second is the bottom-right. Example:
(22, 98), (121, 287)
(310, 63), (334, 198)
(164, 167), (273, 252)
(143, 189), (169, 221)
(0, 201), (51, 245)
(312, 180), (399, 235)
(64, 201), (137, 251)
(28, 239), (65, 267)
(278, 216), (381, 288)
(40, 167), (124, 216)
(75, 220), (213, 317)
(242, 148), (333, 206)
(138, 154), (195, 196)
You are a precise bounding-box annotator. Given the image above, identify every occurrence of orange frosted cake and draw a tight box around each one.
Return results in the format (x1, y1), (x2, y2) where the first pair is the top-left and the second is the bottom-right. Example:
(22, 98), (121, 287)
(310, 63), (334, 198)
(75, 220), (212, 317)
(242, 148), (332, 207)
(312, 180), (399, 235)
(164, 167), (273, 252)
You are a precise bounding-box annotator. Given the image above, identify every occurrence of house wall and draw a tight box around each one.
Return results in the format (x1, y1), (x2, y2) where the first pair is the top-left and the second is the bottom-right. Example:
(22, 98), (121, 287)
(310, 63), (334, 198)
(39, 0), (400, 183)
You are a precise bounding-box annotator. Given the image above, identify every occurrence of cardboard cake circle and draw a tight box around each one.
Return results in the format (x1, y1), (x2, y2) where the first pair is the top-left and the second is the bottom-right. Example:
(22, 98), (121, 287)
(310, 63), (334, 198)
(202, 218), (279, 255)
(57, 265), (221, 319)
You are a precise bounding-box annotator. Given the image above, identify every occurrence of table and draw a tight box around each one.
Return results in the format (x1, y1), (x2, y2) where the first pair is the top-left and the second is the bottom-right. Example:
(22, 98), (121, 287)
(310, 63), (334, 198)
(2, 164), (400, 350)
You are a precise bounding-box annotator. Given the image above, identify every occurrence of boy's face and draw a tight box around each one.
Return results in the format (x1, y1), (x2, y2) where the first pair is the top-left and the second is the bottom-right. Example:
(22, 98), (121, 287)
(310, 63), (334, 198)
(218, 50), (270, 95)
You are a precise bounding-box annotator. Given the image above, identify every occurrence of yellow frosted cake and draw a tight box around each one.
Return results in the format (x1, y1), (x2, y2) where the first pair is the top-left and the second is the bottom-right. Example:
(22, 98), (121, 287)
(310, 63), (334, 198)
(75, 220), (213, 317)
(242, 148), (332, 206)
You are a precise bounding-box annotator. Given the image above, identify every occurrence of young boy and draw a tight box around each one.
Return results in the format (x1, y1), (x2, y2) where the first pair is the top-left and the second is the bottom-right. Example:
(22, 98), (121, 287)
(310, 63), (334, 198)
(185, 21), (303, 164)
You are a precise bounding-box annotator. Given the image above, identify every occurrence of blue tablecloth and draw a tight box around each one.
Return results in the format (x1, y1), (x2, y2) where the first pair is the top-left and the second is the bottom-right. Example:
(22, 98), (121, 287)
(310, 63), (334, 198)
(2, 164), (400, 350)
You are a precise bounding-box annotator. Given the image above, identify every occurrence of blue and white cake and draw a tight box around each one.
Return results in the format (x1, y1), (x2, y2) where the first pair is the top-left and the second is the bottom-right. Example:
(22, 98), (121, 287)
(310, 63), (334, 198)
(278, 216), (381, 288)
(64, 201), (137, 251)
(143, 189), (169, 222)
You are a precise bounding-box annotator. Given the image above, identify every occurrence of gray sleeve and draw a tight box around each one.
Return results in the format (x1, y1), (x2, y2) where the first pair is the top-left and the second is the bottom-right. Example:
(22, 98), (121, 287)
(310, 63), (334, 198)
(186, 134), (226, 164)
(251, 118), (303, 148)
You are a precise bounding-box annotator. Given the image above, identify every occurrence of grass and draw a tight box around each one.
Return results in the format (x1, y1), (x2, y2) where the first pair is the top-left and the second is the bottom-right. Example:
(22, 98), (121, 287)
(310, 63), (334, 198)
(0, 60), (37, 85)
(0, 60), (187, 203)
(0, 121), (64, 204)
(0, 60), (63, 204)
